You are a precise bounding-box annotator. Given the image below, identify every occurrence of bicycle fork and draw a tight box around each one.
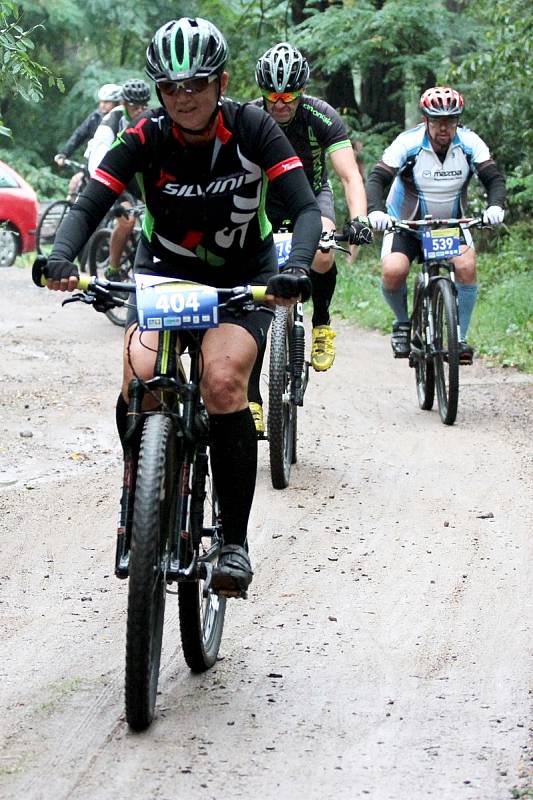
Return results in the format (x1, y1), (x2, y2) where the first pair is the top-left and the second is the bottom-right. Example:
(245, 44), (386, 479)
(290, 303), (308, 406)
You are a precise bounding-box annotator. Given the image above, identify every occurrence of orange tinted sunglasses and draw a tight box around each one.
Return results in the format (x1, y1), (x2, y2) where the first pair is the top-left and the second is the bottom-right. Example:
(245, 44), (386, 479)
(262, 90), (303, 104)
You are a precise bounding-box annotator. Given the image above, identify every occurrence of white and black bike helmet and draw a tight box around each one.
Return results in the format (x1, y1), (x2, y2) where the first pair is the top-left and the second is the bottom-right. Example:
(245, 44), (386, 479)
(255, 42), (309, 93)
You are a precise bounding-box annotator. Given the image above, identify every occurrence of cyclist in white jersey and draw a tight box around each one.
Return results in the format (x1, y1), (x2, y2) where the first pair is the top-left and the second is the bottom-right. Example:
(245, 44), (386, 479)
(366, 86), (506, 363)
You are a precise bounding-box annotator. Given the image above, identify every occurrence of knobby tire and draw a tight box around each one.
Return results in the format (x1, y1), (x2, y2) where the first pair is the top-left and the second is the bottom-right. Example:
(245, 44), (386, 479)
(36, 201), (72, 257)
(433, 278), (459, 425)
(178, 448), (227, 672)
(125, 414), (176, 731)
(88, 227), (130, 327)
(268, 305), (296, 489)
(412, 276), (435, 411)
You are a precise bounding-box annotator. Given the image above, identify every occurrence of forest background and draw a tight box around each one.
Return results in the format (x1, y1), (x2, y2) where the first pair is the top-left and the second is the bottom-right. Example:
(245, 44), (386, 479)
(0, 0), (531, 368)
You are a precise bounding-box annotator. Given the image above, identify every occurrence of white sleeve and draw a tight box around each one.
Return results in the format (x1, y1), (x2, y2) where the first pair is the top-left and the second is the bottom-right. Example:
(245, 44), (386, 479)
(381, 134), (410, 170)
(88, 125), (115, 176)
(459, 128), (492, 164)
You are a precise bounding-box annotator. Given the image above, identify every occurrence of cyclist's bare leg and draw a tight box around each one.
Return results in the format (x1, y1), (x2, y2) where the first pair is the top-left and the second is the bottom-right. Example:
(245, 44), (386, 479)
(200, 324), (257, 413)
(451, 244), (476, 284)
(66, 172), (84, 203)
(381, 251), (411, 292)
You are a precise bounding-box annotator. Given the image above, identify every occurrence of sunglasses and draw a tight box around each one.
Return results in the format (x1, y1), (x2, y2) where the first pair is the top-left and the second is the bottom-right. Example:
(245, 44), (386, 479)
(262, 90), (303, 104)
(157, 74), (218, 96)
(427, 118), (459, 129)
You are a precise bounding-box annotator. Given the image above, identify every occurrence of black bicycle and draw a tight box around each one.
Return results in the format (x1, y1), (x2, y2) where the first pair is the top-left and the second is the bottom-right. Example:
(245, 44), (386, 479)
(267, 230), (349, 488)
(32, 259), (266, 731)
(390, 216), (483, 425)
(87, 202), (145, 327)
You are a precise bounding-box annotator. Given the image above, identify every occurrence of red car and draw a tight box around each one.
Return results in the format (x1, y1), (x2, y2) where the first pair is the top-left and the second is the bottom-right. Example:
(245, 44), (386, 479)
(0, 160), (39, 266)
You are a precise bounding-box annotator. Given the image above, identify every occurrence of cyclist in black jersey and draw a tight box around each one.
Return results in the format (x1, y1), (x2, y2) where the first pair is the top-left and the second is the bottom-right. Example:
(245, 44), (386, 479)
(43, 17), (321, 596)
(248, 42), (371, 433)
(88, 79), (151, 278)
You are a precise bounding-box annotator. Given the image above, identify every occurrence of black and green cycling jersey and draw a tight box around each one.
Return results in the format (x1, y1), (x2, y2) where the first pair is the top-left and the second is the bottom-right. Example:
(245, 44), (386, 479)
(254, 94), (352, 224)
(49, 99), (321, 287)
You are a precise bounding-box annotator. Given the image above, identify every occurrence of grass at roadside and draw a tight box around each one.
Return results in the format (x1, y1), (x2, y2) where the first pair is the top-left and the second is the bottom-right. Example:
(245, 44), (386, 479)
(331, 222), (533, 373)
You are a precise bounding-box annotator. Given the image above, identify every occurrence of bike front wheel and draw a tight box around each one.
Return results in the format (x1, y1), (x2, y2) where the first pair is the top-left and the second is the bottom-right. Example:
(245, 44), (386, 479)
(36, 200), (72, 256)
(268, 305), (297, 489)
(125, 414), (176, 731)
(433, 278), (459, 425)
(87, 227), (131, 327)
(411, 276), (435, 411)
(178, 447), (227, 672)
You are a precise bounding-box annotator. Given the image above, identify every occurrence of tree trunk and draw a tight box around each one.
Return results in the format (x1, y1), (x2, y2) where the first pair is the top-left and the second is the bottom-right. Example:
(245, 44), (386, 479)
(360, 62), (405, 128)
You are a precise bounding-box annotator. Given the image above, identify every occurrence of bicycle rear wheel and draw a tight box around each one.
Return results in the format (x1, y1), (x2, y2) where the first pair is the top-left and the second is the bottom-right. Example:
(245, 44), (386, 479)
(411, 276), (435, 411)
(268, 305), (297, 489)
(433, 278), (459, 425)
(178, 447), (227, 672)
(36, 201), (72, 256)
(125, 414), (176, 731)
(88, 227), (132, 327)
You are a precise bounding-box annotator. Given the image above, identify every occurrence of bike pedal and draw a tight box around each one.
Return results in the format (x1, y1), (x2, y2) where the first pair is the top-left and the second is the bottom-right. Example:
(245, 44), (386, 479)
(218, 588), (247, 599)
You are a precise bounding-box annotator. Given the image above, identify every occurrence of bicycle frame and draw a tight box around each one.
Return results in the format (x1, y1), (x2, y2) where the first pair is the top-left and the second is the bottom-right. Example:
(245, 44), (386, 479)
(115, 328), (219, 584)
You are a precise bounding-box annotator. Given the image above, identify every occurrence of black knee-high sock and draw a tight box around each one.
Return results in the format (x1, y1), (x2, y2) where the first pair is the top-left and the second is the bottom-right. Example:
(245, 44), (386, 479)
(209, 408), (257, 547)
(247, 340), (266, 405)
(310, 262), (337, 327)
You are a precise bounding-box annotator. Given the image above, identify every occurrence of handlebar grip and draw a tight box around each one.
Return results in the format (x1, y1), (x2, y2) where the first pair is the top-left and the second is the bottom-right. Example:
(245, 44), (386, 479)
(251, 285), (267, 301)
(32, 255), (48, 287)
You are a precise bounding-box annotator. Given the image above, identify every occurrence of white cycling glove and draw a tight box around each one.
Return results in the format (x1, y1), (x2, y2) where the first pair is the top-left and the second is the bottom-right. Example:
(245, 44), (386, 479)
(483, 205), (505, 225)
(368, 210), (393, 231)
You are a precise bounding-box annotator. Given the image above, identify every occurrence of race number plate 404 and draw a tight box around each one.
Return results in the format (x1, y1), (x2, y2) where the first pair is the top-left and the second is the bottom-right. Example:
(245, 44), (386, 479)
(135, 274), (219, 331)
(422, 227), (461, 260)
(273, 231), (292, 268)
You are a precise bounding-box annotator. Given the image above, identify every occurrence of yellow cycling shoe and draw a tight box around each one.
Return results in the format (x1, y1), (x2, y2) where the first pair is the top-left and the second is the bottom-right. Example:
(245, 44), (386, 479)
(249, 402), (265, 437)
(311, 325), (336, 371)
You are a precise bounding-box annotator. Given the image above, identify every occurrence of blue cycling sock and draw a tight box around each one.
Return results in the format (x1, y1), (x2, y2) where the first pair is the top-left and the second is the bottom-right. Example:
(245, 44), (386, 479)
(456, 282), (478, 339)
(381, 283), (409, 324)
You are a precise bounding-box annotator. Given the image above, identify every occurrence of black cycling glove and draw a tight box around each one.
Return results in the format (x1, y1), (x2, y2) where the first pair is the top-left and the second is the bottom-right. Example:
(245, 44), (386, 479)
(267, 267), (312, 302)
(46, 258), (79, 282)
(343, 217), (373, 245)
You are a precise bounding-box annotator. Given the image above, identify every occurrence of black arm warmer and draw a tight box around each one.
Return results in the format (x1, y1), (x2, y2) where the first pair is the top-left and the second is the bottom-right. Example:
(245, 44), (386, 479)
(477, 161), (506, 208)
(366, 164), (396, 213)
(49, 182), (118, 262)
(59, 111), (101, 158)
(274, 168), (322, 273)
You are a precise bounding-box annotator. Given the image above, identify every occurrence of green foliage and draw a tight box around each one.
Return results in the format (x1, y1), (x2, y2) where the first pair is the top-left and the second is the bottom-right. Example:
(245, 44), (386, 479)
(447, 0), (533, 216)
(0, 1), (63, 107)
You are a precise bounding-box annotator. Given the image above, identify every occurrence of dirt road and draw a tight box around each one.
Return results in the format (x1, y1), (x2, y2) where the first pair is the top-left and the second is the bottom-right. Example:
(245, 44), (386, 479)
(1, 265), (531, 800)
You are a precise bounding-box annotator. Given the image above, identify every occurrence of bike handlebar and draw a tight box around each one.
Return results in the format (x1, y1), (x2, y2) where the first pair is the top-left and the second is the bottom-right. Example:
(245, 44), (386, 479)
(390, 216), (484, 231)
(32, 256), (267, 306)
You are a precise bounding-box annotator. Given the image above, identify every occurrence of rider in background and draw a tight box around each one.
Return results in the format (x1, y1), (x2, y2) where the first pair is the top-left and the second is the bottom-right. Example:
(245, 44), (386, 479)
(249, 42), (370, 433)
(54, 83), (123, 200)
(366, 86), (506, 364)
(42, 18), (321, 596)
(88, 78), (151, 278)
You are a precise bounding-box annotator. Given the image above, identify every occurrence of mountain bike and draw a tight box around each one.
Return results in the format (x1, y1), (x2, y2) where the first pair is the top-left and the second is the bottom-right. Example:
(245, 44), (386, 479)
(87, 202), (145, 327)
(267, 230), (349, 488)
(389, 216), (483, 425)
(32, 258), (266, 731)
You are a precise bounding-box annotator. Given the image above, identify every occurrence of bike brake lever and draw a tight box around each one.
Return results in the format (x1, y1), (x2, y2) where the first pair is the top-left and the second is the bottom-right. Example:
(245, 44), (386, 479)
(62, 292), (95, 307)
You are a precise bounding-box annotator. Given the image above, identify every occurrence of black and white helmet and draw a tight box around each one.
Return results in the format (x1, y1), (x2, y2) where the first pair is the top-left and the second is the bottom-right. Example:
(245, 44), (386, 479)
(121, 78), (151, 105)
(255, 42), (309, 93)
